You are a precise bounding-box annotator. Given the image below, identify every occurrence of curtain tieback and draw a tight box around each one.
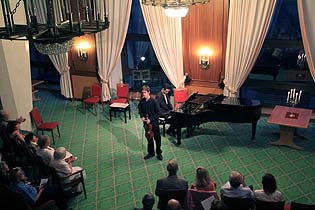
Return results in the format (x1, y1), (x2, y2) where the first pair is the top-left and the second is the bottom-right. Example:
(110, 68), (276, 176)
(60, 66), (70, 75)
(101, 79), (109, 85)
(223, 79), (237, 94)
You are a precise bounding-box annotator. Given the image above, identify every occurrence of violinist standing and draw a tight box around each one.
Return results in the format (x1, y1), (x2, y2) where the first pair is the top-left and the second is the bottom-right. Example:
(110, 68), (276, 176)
(138, 85), (163, 161)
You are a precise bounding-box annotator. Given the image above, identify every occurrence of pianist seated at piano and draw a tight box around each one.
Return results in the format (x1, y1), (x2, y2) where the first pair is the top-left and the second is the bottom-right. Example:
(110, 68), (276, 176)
(155, 83), (176, 137)
(170, 93), (262, 145)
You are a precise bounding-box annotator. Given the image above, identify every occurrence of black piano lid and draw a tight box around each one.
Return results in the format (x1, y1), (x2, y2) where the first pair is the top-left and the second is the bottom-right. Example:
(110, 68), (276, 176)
(221, 96), (261, 106)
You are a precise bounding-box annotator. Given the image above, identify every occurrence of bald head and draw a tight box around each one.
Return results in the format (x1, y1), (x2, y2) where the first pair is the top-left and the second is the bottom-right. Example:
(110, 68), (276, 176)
(167, 199), (181, 210)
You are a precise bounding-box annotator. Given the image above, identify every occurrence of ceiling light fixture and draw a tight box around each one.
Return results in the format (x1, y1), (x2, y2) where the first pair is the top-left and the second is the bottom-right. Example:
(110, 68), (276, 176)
(0, 0), (109, 44)
(141, 0), (210, 18)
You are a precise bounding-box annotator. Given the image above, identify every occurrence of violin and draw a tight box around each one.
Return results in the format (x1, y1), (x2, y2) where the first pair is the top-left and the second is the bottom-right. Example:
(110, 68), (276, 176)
(144, 116), (154, 139)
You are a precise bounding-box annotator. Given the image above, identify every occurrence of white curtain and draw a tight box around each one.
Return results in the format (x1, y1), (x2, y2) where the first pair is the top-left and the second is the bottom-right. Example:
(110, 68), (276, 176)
(297, 0), (315, 81)
(140, 2), (184, 88)
(34, 0), (73, 98)
(95, 0), (132, 101)
(49, 53), (73, 98)
(224, 0), (276, 97)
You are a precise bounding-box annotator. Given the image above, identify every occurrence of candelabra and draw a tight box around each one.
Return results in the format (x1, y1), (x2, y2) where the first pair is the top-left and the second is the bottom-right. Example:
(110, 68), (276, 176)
(286, 88), (302, 107)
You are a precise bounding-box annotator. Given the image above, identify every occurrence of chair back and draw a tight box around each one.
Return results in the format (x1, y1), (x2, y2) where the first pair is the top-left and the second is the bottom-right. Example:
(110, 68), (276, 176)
(157, 189), (187, 210)
(290, 201), (315, 210)
(91, 83), (102, 98)
(256, 200), (285, 210)
(223, 196), (255, 210)
(30, 107), (43, 128)
(186, 189), (219, 210)
(117, 83), (129, 99)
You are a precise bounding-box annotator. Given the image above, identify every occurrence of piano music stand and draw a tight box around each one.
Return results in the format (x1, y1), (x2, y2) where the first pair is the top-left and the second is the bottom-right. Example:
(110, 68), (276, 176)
(268, 105), (312, 150)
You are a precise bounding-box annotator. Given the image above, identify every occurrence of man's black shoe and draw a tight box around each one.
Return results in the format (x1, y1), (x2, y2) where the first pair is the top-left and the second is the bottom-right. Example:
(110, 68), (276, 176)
(157, 154), (163, 161)
(144, 154), (154, 160)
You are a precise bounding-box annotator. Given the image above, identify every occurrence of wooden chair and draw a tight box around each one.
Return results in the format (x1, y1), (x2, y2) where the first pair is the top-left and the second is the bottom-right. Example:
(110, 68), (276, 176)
(110, 83), (129, 104)
(256, 200), (285, 210)
(30, 107), (60, 144)
(156, 189), (187, 210)
(35, 155), (87, 199)
(83, 83), (103, 114)
(290, 201), (315, 210)
(59, 168), (87, 199)
(186, 189), (219, 210)
(222, 196), (255, 210)
(0, 184), (56, 210)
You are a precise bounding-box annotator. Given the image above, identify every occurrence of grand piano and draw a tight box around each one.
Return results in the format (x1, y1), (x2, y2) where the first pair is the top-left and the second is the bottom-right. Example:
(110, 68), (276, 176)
(170, 93), (262, 145)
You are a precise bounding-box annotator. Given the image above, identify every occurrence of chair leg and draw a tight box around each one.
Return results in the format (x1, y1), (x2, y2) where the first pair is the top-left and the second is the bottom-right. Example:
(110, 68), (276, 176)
(163, 124), (166, 137)
(57, 125), (61, 137)
(51, 130), (55, 145)
(81, 178), (87, 199)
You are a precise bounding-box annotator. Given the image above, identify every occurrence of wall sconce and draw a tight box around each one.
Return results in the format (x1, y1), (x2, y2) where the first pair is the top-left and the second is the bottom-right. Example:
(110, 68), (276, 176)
(76, 41), (91, 62)
(199, 48), (212, 69)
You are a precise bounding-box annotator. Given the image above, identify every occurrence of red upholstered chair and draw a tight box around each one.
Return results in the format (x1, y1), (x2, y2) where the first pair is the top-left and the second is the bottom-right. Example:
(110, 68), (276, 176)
(110, 83), (129, 104)
(30, 107), (60, 144)
(83, 83), (102, 114)
(174, 88), (188, 109)
(186, 189), (219, 210)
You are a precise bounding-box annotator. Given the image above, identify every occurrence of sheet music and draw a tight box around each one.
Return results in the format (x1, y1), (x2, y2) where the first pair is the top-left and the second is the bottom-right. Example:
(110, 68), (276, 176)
(201, 195), (215, 210)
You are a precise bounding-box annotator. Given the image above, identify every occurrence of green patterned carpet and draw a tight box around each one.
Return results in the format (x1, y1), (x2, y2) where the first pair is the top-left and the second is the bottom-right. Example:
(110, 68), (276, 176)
(34, 91), (315, 210)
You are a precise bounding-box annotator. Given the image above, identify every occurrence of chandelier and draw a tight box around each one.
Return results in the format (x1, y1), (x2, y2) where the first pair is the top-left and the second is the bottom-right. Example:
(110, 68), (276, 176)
(0, 0), (110, 44)
(141, 0), (210, 18)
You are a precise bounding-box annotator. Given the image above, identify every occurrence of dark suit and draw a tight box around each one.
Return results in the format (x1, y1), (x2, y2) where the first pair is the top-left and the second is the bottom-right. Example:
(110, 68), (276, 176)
(155, 175), (188, 195)
(155, 91), (175, 135)
(155, 175), (188, 210)
(155, 91), (173, 117)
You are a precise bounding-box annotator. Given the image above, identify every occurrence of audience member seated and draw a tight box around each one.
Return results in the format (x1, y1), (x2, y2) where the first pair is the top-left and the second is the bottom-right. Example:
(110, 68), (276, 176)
(49, 147), (86, 193)
(37, 135), (55, 165)
(0, 110), (9, 139)
(155, 83), (175, 136)
(191, 167), (216, 191)
(9, 166), (70, 210)
(167, 199), (182, 210)
(6, 120), (26, 144)
(0, 160), (11, 185)
(24, 132), (39, 156)
(38, 135), (76, 165)
(1, 110), (26, 127)
(220, 171), (255, 206)
(155, 158), (188, 210)
(255, 173), (283, 202)
(134, 192), (155, 210)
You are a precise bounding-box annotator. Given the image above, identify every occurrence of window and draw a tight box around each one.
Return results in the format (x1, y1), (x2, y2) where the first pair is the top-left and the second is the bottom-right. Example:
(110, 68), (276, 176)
(242, 0), (315, 109)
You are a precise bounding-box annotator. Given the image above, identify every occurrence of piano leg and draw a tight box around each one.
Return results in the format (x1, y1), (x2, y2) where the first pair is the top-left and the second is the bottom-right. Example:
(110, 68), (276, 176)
(176, 128), (182, 145)
(251, 121), (257, 141)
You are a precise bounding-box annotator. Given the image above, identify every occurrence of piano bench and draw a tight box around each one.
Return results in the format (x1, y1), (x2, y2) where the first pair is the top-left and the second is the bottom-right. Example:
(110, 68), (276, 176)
(159, 117), (166, 137)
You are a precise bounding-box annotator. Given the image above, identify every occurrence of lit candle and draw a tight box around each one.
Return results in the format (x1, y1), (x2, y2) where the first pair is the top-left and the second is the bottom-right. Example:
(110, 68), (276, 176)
(290, 89), (293, 100)
(287, 91), (290, 103)
(298, 90), (302, 102)
(293, 89), (296, 100)
(295, 93), (298, 103)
